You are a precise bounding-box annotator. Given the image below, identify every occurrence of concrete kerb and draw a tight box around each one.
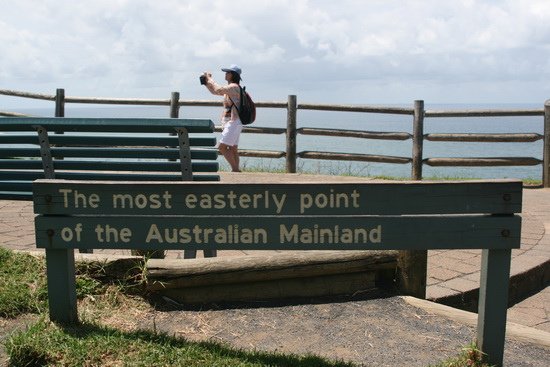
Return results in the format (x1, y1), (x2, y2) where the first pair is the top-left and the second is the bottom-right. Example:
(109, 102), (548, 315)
(402, 296), (550, 347)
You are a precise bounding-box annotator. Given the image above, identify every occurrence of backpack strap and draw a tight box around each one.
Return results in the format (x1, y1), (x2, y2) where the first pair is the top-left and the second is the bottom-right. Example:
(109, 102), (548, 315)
(227, 86), (243, 113)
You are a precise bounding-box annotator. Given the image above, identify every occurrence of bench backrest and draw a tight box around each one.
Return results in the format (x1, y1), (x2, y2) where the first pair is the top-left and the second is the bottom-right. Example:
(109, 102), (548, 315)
(0, 117), (219, 200)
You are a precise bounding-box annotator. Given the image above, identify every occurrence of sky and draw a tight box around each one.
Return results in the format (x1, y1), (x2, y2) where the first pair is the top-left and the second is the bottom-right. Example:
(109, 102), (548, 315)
(1, 0), (550, 109)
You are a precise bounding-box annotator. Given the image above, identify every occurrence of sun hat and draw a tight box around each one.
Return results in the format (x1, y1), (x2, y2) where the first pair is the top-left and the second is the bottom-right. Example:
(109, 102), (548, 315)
(221, 64), (242, 76)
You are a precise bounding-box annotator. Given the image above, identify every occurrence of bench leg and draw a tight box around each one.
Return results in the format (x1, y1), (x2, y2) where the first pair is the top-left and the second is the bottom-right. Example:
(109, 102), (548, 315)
(477, 248), (511, 367)
(204, 249), (217, 257)
(45, 249), (78, 324)
(183, 249), (217, 259)
(183, 249), (197, 259)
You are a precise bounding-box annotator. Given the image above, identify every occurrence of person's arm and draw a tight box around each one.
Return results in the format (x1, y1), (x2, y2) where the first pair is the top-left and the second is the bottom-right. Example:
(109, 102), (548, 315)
(204, 74), (233, 96)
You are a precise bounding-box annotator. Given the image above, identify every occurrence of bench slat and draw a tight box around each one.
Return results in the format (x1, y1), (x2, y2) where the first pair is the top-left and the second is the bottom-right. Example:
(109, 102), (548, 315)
(0, 160), (219, 172)
(1, 172), (220, 181)
(0, 134), (217, 147)
(0, 147), (218, 160)
(0, 117), (215, 133)
(0, 191), (32, 200)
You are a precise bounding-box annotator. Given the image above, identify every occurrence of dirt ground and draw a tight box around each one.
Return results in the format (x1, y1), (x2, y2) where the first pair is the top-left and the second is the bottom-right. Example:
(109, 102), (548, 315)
(1, 291), (549, 366)
(136, 290), (549, 367)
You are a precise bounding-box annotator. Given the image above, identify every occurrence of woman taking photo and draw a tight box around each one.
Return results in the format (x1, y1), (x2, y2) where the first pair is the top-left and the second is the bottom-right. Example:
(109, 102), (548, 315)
(202, 64), (243, 172)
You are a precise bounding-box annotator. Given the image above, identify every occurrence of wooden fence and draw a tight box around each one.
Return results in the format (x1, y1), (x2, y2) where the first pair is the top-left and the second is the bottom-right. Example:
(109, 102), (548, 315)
(1, 88), (549, 186)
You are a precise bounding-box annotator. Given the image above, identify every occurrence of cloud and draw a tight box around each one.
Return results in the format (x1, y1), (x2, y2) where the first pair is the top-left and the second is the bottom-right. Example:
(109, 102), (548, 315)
(1, 0), (549, 105)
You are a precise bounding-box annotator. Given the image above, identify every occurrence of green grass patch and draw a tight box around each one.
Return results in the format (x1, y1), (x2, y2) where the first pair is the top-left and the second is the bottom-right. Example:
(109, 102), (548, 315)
(0, 248), (47, 317)
(428, 342), (489, 367)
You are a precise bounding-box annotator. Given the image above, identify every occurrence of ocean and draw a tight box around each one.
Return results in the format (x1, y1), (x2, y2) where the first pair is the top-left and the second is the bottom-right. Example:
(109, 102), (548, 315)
(6, 103), (545, 180)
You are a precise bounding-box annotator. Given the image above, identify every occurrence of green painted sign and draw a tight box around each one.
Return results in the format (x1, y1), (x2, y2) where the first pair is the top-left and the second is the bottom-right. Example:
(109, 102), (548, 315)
(33, 180), (522, 251)
(35, 215), (520, 251)
(33, 180), (521, 216)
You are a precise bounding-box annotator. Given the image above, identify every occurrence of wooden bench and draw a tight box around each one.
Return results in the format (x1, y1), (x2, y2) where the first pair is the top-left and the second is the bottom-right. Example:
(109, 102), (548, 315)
(1, 117), (220, 257)
(0, 117), (219, 199)
(33, 179), (522, 366)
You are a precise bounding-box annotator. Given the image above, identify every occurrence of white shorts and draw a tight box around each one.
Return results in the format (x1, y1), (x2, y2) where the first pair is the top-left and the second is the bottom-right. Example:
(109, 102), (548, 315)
(219, 117), (243, 146)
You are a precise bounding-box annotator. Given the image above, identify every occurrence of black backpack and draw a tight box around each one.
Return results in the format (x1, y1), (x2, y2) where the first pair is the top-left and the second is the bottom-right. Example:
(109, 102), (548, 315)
(230, 86), (256, 125)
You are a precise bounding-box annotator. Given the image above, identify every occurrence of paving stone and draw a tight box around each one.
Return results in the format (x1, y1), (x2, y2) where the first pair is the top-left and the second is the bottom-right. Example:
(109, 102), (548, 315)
(439, 277), (479, 293)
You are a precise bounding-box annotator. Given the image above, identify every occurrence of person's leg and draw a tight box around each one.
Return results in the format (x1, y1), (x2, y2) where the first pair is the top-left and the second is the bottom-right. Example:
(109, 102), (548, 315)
(219, 143), (239, 172)
(233, 145), (240, 172)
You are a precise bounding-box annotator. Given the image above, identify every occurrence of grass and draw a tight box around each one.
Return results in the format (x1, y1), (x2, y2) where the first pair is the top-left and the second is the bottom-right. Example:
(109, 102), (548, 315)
(5, 319), (357, 367)
(0, 248), (48, 317)
(1, 248), (491, 366)
(226, 159), (544, 187)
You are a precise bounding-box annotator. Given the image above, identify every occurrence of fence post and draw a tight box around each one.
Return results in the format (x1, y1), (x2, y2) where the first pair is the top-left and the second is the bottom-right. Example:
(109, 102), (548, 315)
(411, 99), (424, 180)
(55, 88), (65, 117)
(286, 95), (297, 173)
(170, 92), (180, 118)
(544, 100), (550, 188)
(399, 100), (427, 298)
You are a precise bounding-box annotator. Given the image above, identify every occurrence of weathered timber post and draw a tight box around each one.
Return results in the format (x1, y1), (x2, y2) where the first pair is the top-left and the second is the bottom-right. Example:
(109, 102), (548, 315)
(544, 100), (550, 187)
(398, 100), (428, 298)
(286, 95), (297, 173)
(411, 99), (424, 180)
(55, 88), (65, 117)
(170, 92), (180, 118)
(397, 250), (427, 298)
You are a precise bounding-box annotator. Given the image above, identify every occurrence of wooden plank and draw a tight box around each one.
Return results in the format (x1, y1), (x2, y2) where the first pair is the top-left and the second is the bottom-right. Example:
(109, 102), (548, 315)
(0, 182), (33, 191)
(298, 127), (411, 141)
(0, 117), (215, 133)
(50, 172), (218, 182)
(477, 249), (512, 367)
(0, 160), (218, 172)
(32, 180), (523, 216)
(0, 147), (218, 160)
(425, 133), (542, 143)
(425, 109), (543, 117)
(34, 215), (521, 251)
(297, 103), (414, 115)
(425, 157), (542, 167)
(146, 250), (398, 290)
(2, 171), (216, 182)
(0, 134), (217, 147)
(298, 151), (412, 164)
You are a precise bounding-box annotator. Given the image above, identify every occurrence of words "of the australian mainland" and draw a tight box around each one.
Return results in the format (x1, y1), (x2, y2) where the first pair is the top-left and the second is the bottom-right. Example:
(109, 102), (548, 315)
(60, 223), (383, 245)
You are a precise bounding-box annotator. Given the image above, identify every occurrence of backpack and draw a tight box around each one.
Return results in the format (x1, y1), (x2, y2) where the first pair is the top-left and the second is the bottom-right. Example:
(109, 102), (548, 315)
(231, 86), (256, 125)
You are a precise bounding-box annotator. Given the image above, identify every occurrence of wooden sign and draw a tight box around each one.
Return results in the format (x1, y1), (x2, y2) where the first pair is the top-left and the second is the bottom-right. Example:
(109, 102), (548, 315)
(33, 180), (521, 251)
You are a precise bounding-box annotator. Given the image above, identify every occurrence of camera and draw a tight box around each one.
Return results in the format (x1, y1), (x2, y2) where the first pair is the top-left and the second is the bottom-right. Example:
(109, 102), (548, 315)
(199, 75), (207, 85)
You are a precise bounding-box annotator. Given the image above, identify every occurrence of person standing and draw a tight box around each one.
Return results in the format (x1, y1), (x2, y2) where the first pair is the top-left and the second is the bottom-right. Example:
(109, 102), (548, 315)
(202, 64), (244, 172)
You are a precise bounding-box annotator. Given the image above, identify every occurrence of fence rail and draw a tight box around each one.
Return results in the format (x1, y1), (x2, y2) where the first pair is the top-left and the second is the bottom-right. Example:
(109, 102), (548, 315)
(1, 88), (549, 186)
